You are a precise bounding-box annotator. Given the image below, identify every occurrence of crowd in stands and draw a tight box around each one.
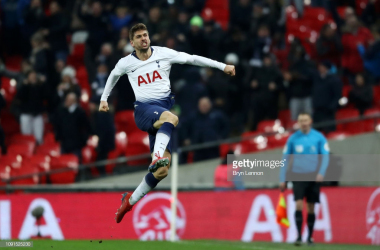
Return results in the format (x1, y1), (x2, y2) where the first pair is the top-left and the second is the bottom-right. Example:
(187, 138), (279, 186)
(0, 0), (380, 173)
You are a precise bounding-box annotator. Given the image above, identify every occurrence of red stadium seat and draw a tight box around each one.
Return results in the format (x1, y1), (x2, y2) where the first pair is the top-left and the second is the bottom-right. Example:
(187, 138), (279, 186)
(43, 132), (56, 144)
(278, 110), (291, 128)
(286, 120), (299, 130)
(0, 164), (11, 186)
(363, 108), (380, 132)
(241, 131), (269, 153)
(49, 154), (79, 184)
(115, 131), (128, 155)
(36, 142), (61, 157)
(326, 131), (352, 141)
(0, 77), (17, 102)
(267, 132), (291, 149)
(10, 164), (39, 185)
(29, 155), (51, 184)
(373, 86), (380, 107)
(7, 142), (35, 158)
(125, 144), (150, 166)
(105, 149), (119, 174)
(0, 154), (23, 168)
(114, 110), (140, 134)
(0, 110), (19, 136)
(335, 108), (363, 134)
(257, 119), (284, 133)
(10, 134), (36, 144)
(82, 145), (97, 164)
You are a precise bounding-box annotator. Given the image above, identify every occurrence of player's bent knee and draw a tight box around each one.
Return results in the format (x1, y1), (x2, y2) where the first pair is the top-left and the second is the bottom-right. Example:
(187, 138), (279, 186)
(161, 111), (179, 127)
(155, 166), (169, 180)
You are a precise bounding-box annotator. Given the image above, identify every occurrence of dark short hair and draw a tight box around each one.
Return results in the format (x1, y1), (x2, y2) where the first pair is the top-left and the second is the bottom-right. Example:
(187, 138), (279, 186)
(298, 112), (312, 118)
(129, 23), (148, 40)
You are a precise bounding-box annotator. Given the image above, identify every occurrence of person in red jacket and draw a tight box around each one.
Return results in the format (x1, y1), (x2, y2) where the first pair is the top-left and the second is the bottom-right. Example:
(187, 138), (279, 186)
(341, 16), (374, 76)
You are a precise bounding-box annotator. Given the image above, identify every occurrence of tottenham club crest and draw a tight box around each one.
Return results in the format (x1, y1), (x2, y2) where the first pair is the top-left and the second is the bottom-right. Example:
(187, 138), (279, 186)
(366, 188), (380, 245)
(133, 192), (186, 240)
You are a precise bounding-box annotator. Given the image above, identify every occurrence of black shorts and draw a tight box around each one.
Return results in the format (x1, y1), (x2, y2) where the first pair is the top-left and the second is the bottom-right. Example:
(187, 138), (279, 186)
(293, 181), (320, 203)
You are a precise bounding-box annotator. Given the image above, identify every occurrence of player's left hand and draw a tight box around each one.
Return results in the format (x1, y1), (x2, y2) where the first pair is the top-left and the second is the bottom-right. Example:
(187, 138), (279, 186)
(316, 174), (324, 182)
(224, 65), (235, 76)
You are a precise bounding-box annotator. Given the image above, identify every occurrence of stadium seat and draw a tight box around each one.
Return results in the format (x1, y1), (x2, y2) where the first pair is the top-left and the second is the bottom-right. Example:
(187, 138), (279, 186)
(363, 108), (380, 132)
(43, 132), (56, 144)
(49, 154), (79, 184)
(115, 131), (128, 155)
(10, 134), (36, 145)
(286, 120), (299, 130)
(0, 110), (19, 136)
(373, 86), (380, 107)
(29, 155), (51, 184)
(278, 110), (291, 128)
(105, 149), (119, 174)
(125, 144), (150, 166)
(335, 108), (363, 134)
(257, 119), (284, 133)
(114, 110), (140, 134)
(35, 142), (61, 157)
(0, 154), (23, 168)
(0, 77), (17, 103)
(326, 131), (352, 141)
(267, 132), (290, 149)
(0, 164), (11, 186)
(82, 145), (97, 164)
(10, 163), (39, 185)
(7, 142), (35, 158)
(241, 132), (269, 153)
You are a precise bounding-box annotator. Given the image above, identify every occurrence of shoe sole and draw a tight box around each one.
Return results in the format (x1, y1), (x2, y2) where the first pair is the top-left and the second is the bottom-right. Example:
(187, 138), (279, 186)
(148, 158), (170, 173)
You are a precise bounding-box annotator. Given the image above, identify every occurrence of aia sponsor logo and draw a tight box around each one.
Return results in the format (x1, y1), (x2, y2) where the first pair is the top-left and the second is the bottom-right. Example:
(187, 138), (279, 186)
(132, 192), (186, 240)
(366, 188), (380, 245)
(138, 71), (162, 86)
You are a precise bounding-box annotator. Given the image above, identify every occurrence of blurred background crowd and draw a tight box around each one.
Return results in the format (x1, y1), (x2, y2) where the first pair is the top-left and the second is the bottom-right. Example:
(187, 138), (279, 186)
(0, 0), (380, 176)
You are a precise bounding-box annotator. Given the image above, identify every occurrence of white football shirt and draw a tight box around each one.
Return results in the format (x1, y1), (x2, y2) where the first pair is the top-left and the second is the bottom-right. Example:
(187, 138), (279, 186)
(101, 46), (226, 103)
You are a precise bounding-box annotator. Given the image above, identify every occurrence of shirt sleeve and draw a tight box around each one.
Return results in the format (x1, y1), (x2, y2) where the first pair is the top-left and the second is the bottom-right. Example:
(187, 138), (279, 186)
(167, 48), (226, 71)
(100, 59), (126, 102)
(318, 135), (330, 176)
(280, 136), (293, 182)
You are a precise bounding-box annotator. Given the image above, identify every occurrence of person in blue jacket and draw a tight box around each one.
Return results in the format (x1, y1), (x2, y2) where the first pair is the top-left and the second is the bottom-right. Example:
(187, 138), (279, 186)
(280, 112), (330, 246)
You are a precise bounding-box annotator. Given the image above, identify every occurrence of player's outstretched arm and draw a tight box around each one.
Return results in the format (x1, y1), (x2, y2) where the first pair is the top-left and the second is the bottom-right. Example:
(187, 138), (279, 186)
(99, 62), (125, 110)
(169, 50), (236, 76)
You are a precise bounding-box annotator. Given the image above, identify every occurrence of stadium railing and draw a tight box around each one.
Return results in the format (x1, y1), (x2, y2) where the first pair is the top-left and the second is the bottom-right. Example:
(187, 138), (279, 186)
(1, 113), (380, 193)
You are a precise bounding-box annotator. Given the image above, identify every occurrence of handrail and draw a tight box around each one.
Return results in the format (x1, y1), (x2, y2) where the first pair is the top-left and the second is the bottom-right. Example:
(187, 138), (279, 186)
(2, 113), (380, 184)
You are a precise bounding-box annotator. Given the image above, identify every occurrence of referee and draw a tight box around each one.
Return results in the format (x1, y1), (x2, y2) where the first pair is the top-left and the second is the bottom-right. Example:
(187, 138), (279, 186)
(279, 112), (330, 246)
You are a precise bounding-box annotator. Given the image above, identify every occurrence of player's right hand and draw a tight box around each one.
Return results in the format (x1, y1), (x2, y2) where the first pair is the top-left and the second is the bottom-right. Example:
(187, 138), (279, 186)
(99, 101), (109, 112)
(279, 182), (286, 192)
(224, 65), (235, 76)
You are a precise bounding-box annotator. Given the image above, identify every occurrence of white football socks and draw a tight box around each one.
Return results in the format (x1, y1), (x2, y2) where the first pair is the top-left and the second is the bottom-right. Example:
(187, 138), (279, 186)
(152, 132), (170, 161)
(129, 177), (152, 205)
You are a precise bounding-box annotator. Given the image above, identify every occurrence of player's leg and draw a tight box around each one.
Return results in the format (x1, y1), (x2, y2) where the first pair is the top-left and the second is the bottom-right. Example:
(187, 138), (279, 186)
(128, 150), (171, 206)
(148, 111), (178, 172)
(305, 182), (320, 245)
(293, 182), (306, 246)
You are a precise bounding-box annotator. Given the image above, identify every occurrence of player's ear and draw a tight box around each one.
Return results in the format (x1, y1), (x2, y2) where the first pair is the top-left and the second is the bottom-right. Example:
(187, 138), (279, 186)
(130, 40), (134, 48)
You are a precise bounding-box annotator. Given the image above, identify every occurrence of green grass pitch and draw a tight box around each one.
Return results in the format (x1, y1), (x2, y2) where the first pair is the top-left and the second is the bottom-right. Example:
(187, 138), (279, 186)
(3, 240), (379, 250)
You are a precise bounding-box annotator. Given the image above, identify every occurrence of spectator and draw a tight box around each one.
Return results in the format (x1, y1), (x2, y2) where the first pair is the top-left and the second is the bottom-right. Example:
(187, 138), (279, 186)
(316, 24), (343, 67)
(15, 70), (48, 144)
(279, 0), (304, 26)
(341, 16), (374, 77)
(29, 33), (50, 76)
(187, 16), (207, 56)
(109, 6), (133, 34)
(249, 25), (272, 67)
(312, 61), (342, 133)
(222, 27), (249, 60)
(285, 41), (314, 121)
(204, 20), (224, 62)
(95, 43), (117, 76)
(361, 0), (380, 27)
(53, 92), (92, 160)
(21, 0), (45, 56)
(0, 0), (23, 55)
(348, 74), (373, 115)
(91, 64), (109, 102)
(41, 1), (69, 60)
(0, 59), (33, 90)
(89, 101), (115, 176)
(77, 1), (110, 59)
(230, 0), (252, 32)
(246, 54), (282, 130)
(183, 97), (229, 162)
(56, 66), (81, 103)
(357, 28), (380, 80)
(146, 7), (168, 43)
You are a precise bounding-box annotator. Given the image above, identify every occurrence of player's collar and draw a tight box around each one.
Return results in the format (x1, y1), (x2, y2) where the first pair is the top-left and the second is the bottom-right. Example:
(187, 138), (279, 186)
(132, 47), (154, 61)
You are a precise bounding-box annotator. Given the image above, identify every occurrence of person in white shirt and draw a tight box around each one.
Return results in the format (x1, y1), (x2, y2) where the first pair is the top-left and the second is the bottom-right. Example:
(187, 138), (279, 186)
(99, 23), (235, 223)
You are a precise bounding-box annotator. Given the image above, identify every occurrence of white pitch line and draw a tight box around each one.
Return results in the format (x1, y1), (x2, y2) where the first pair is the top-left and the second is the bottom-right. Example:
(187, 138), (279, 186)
(174, 240), (287, 250)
